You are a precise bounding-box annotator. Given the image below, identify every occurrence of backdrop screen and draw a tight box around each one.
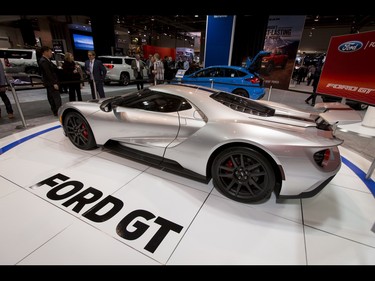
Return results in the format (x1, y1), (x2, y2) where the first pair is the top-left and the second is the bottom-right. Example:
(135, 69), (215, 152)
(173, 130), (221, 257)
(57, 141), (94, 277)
(73, 34), (94, 51)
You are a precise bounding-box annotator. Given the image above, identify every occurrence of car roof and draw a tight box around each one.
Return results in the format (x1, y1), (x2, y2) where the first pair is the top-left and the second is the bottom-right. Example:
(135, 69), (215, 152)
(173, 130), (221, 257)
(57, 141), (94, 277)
(198, 65), (247, 71)
(98, 55), (135, 59)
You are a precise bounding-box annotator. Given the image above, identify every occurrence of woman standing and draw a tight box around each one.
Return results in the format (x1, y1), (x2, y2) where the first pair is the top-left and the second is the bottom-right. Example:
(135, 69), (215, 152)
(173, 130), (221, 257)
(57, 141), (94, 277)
(152, 53), (164, 85)
(62, 52), (82, 101)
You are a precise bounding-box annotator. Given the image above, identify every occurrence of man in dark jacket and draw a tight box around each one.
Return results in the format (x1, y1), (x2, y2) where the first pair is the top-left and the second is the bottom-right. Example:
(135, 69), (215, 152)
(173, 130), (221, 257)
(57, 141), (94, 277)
(38, 46), (61, 116)
(84, 50), (107, 99)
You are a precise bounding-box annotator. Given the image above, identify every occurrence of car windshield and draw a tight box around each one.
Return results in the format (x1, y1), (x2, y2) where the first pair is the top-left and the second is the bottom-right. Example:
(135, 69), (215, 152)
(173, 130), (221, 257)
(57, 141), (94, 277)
(210, 92), (275, 117)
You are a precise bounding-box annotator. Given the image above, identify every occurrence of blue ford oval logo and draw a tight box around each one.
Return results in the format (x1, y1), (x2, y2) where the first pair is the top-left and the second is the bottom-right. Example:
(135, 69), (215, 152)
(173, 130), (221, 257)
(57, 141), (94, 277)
(338, 41), (363, 52)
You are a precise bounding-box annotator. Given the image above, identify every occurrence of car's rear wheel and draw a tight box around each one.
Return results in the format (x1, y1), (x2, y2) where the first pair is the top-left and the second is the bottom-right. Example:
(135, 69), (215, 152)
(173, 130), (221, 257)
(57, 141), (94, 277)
(64, 112), (97, 150)
(119, 73), (130, 86)
(211, 147), (275, 203)
(232, 89), (249, 98)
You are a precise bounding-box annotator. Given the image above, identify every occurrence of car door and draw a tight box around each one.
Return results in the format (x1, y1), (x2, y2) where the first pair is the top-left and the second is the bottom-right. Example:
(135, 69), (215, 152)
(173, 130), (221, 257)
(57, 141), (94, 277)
(183, 67), (217, 88)
(112, 107), (179, 157)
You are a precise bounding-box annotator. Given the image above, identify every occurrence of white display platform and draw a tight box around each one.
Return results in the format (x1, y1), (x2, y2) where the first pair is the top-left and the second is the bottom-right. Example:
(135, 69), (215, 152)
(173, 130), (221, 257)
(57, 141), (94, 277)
(0, 122), (374, 265)
(338, 106), (375, 179)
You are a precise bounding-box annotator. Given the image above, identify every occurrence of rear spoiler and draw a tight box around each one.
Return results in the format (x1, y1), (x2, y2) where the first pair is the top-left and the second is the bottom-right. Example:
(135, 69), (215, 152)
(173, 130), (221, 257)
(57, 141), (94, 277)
(314, 102), (362, 125)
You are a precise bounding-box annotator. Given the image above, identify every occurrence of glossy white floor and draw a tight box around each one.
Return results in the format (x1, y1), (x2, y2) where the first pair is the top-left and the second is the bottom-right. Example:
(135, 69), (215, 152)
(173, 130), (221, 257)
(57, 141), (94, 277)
(0, 121), (374, 265)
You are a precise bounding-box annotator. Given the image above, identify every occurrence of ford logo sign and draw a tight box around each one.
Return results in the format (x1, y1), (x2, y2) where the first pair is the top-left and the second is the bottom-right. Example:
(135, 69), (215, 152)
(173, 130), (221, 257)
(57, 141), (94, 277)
(338, 41), (363, 52)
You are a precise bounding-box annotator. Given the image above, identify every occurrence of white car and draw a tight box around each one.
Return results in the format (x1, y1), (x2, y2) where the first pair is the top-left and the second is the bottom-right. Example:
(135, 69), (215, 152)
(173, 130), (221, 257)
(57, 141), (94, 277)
(0, 49), (85, 75)
(0, 48), (39, 74)
(98, 55), (148, 86)
(58, 84), (362, 203)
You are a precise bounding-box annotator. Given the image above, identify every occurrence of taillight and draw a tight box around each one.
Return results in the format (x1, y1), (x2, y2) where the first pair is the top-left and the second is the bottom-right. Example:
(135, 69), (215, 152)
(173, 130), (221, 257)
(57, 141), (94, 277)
(246, 77), (261, 84)
(103, 63), (114, 69)
(314, 149), (331, 167)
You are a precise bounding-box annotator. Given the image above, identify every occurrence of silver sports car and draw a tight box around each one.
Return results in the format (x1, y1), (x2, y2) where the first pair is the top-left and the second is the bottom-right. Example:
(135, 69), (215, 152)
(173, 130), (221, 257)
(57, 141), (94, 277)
(58, 84), (361, 203)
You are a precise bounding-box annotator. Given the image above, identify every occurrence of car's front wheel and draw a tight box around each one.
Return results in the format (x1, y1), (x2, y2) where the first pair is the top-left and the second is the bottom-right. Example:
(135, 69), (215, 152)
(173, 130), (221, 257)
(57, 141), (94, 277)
(64, 112), (97, 150)
(211, 147), (275, 203)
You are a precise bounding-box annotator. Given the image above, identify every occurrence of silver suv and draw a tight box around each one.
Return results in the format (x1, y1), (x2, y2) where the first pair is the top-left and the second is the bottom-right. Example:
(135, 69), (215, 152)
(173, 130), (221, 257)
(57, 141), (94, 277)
(0, 49), (85, 75)
(98, 55), (148, 86)
(0, 48), (39, 74)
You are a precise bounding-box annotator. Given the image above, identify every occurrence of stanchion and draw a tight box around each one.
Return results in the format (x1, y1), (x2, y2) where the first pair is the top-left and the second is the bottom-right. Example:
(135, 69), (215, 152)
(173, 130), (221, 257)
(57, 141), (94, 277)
(91, 77), (99, 99)
(267, 85), (273, 101)
(9, 83), (34, 129)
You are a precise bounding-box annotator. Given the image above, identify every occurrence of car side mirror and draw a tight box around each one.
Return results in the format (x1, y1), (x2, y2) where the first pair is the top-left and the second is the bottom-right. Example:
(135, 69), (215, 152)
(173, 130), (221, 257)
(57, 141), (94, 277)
(100, 100), (113, 112)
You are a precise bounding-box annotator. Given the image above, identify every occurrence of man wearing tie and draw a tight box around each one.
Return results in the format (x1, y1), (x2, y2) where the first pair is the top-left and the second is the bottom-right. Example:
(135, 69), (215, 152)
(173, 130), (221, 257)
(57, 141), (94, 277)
(84, 50), (107, 99)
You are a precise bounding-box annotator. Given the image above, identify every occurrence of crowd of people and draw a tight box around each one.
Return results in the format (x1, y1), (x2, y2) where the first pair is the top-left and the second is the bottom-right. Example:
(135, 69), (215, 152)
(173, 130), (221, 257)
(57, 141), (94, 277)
(0, 49), (201, 120)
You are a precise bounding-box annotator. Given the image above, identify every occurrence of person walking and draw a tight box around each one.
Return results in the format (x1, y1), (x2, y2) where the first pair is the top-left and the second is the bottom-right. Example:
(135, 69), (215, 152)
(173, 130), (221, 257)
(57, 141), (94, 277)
(305, 66), (321, 106)
(62, 52), (82, 101)
(0, 60), (14, 119)
(131, 54), (144, 90)
(84, 50), (107, 99)
(38, 46), (62, 116)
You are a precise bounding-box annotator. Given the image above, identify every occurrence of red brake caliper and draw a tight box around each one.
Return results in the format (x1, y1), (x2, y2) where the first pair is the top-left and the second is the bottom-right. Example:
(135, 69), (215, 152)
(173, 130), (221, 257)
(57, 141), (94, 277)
(81, 123), (88, 139)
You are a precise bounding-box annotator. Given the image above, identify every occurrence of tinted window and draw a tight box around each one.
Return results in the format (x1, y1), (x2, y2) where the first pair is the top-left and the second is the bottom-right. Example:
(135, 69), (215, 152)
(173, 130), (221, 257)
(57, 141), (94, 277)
(0, 50), (33, 59)
(115, 89), (192, 113)
(195, 68), (217, 78)
(99, 57), (123, 64)
(224, 68), (239, 78)
(236, 70), (247, 77)
(124, 58), (134, 66)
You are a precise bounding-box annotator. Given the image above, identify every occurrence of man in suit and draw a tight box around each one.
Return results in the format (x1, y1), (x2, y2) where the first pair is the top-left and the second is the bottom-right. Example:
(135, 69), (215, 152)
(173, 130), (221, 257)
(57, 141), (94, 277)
(38, 46), (62, 116)
(131, 54), (144, 90)
(85, 50), (107, 99)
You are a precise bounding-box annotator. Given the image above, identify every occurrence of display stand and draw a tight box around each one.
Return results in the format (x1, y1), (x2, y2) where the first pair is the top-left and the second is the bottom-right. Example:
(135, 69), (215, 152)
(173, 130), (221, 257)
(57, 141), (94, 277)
(337, 106), (375, 179)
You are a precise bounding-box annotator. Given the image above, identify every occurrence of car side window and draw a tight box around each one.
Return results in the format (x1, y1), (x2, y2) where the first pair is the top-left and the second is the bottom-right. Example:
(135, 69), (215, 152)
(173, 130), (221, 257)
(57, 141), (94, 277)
(226, 68), (237, 78)
(117, 91), (192, 113)
(236, 70), (247, 77)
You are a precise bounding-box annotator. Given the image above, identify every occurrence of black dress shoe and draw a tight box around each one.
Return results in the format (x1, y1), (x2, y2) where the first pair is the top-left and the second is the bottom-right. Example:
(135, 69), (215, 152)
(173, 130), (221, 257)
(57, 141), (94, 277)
(305, 100), (309, 104)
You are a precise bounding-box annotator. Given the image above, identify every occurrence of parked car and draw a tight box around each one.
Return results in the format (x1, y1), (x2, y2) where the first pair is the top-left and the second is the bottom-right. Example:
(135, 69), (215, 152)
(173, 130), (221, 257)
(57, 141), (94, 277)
(171, 51), (269, 100)
(0, 49), (85, 77)
(261, 48), (288, 74)
(0, 48), (39, 74)
(58, 83), (361, 204)
(321, 95), (369, 110)
(98, 55), (148, 86)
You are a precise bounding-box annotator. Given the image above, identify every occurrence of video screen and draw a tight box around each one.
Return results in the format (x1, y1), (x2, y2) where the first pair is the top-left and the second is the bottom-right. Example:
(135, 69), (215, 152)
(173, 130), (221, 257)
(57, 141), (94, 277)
(72, 34), (94, 51)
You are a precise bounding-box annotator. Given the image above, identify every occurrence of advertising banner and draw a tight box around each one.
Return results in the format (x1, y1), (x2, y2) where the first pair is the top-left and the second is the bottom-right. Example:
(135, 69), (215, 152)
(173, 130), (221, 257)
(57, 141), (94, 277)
(204, 15), (235, 67)
(317, 30), (375, 106)
(262, 15), (306, 90)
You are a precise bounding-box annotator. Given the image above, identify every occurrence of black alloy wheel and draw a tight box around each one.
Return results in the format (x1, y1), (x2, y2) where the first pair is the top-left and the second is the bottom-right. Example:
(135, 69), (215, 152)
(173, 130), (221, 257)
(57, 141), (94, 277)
(64, 112), (97, 150)
(212, 147), (275, 203)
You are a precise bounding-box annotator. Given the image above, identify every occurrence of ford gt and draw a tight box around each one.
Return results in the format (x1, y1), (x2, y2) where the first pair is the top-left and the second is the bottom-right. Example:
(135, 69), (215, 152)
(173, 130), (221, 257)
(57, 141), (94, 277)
(58, 84), (361, 203)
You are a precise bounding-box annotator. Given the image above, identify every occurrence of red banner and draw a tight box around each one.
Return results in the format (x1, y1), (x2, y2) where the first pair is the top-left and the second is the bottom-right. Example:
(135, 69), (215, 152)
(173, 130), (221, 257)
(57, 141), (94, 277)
(317, 30), (375, 105)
